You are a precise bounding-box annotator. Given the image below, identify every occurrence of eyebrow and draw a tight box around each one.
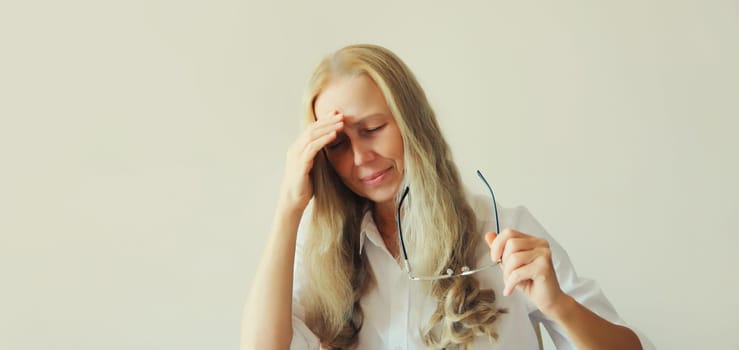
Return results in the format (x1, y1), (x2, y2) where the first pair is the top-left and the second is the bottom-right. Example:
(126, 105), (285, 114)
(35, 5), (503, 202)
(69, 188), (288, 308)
(348, 113), (387, 125)
(341, 113), (386, 133)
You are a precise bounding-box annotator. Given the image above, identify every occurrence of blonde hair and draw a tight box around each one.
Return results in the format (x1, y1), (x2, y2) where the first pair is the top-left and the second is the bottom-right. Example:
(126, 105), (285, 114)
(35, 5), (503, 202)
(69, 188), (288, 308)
(299, 44), (506, 349)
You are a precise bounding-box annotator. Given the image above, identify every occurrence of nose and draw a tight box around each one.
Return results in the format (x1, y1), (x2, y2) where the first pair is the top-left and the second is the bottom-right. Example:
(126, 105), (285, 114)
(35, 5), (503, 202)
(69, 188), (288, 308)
(352, 140), (376, 166)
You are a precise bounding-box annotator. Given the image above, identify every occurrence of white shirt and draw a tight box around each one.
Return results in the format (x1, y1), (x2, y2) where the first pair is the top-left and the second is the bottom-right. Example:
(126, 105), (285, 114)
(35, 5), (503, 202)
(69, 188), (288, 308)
(289, 192), (655, 349)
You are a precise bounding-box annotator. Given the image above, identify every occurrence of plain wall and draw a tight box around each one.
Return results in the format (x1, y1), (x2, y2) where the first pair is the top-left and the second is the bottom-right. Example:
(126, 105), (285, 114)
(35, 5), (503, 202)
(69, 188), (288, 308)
(1, 1), (737, 349)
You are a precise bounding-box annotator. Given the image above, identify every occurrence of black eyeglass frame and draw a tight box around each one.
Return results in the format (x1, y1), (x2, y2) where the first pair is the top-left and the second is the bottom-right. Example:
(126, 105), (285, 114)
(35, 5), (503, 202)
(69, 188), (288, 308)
(396, 170), (501, 281)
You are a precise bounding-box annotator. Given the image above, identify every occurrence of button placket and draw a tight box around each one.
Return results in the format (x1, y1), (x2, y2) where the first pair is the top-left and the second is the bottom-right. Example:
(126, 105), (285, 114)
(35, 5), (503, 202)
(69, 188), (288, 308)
(388, 271), (409, 349)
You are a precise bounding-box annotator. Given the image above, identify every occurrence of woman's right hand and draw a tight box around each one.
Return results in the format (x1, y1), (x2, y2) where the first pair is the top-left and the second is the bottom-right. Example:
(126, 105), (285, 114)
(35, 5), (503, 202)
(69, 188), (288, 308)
(279, 110), (344, 212)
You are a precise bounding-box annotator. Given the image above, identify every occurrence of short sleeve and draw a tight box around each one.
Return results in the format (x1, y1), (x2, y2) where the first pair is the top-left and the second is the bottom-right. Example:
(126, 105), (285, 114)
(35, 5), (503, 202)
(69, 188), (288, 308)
(507, 206), (655, 350)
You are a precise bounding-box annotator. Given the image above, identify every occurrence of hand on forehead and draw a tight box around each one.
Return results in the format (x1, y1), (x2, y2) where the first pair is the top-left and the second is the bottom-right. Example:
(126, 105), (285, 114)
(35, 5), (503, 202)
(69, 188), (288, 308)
(313, 74), (391, 124)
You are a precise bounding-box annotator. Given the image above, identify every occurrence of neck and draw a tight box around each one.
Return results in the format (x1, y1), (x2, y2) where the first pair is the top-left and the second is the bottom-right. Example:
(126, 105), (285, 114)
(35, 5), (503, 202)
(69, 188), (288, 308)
(372, 199), (399, 257)
(373, 200), (396, 234)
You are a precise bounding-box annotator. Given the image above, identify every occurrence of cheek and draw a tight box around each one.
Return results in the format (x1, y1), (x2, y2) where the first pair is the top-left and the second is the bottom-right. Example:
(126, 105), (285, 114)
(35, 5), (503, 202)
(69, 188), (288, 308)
(386, 130), (405, 163)
(327, 152), (353, 178)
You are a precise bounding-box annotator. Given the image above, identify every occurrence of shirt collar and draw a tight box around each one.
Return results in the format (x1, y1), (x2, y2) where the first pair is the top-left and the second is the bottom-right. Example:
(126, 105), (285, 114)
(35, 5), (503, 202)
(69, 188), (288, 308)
(358, 210), (385, 254)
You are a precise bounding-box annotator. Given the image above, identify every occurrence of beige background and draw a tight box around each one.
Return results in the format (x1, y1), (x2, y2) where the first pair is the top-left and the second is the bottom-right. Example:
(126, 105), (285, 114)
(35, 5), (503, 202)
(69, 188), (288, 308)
(1, 1), (738, 349)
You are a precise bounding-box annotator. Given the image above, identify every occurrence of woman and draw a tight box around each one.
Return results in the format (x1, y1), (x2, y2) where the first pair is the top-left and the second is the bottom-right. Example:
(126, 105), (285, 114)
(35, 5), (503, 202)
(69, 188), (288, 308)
(241, 44), (653, 349)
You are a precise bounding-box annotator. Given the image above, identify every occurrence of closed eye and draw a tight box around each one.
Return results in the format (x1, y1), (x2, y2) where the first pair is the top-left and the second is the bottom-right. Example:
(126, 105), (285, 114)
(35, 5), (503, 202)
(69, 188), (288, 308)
(363, 124), (386, 134)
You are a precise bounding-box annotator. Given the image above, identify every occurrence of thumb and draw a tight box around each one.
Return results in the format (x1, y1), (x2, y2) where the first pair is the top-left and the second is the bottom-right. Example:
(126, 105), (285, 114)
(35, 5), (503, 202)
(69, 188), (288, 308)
(484, 232), (497, 247)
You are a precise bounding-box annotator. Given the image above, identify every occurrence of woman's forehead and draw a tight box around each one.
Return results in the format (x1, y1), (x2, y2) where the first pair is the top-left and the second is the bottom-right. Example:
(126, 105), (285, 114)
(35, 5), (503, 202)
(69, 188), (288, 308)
(314, 75), (389, 121)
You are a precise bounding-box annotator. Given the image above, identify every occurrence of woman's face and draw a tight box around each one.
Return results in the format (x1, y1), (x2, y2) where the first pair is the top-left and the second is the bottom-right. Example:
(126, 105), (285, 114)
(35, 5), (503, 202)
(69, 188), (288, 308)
(313, 74), (405, 207)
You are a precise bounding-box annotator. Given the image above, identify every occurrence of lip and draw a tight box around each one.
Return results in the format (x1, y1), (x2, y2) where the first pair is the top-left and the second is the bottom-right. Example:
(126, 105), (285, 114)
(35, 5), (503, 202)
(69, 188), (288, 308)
(360, 167), (392, 186)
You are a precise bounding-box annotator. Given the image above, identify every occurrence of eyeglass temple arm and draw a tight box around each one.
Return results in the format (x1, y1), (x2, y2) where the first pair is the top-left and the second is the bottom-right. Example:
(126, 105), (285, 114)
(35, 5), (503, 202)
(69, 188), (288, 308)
(396, 173), (499, 277)
(396, 186), (411, 273)
(476, 170), (500, 234)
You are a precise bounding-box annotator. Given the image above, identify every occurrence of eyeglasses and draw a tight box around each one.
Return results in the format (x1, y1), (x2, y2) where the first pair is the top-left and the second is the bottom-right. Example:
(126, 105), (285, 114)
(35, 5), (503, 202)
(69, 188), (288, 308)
(396, 170), (501, 281)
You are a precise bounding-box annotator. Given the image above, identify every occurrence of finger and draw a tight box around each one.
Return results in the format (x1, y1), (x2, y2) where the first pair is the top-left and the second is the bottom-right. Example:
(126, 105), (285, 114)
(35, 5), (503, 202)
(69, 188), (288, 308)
(294, 119), (343, 155)
(307, 114), (344, 141)
(501, 237), (546, 264)
(503, 257), (545, 296)
(501, 249), (541, 278)
(300, 130), (338, 167)
(484, 232), (497, 247)
(300, 111), (342, 138)
(485, 232), (502, 264)
(489, 228), (523, 263)
(314, 109), (341, 122)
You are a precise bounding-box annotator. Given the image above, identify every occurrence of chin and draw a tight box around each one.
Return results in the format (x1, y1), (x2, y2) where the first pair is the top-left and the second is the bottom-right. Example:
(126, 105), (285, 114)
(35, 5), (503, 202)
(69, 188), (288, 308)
(360, 183), (401, 205)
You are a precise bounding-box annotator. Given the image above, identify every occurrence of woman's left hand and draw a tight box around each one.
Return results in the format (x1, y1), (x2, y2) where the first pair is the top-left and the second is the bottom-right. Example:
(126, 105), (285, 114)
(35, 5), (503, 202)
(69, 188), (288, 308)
(485, 229), (568, 316)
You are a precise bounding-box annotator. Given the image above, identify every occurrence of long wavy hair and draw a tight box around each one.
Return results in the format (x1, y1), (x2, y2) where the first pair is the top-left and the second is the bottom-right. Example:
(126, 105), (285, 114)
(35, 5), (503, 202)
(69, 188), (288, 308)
(299, 44), (506, 349)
